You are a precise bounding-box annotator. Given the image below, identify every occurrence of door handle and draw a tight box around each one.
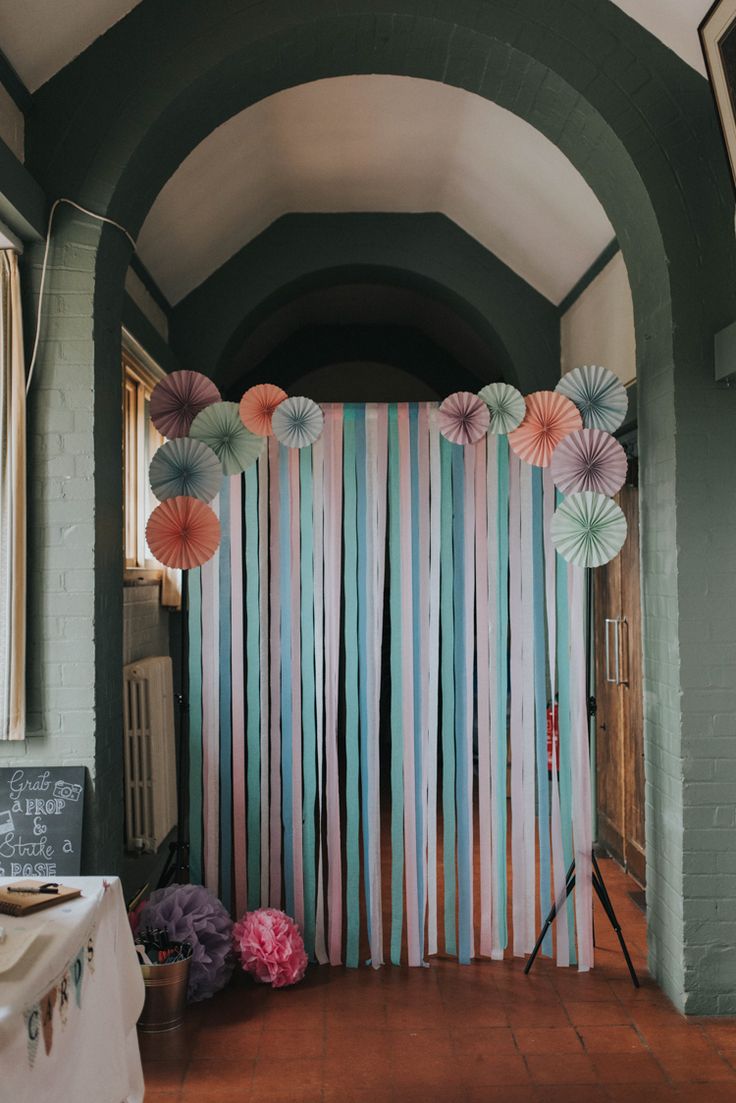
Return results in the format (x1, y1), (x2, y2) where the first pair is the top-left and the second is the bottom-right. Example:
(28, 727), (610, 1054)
(605, 618), (621, 684)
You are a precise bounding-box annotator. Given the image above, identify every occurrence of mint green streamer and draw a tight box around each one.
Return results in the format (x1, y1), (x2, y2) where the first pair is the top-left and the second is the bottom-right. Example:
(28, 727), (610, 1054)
(343, 408), (361, 967)
(388, 406), (404, 964)
(439, 436), (456, 956)
(188, 567), (203, 886)
(556, 527), (576, 963)
(244, 465), (261, 909)
(300, 448), (317, 957)
(495, 437), (509, 949)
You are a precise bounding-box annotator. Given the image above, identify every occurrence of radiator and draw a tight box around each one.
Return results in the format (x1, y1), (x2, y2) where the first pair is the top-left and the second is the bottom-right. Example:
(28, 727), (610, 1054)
(123, 656), (177, 853)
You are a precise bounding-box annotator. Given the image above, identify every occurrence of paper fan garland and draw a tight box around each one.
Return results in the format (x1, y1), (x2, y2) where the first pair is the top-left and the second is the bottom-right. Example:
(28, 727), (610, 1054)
(150, 371), (221, 439)
(507, 390), (582, 467)
(149, 437), (223, 503)
(190, 401), (265, 475)
(272, 396), (324, 448)
(556, 364), (628, 432)
(550, 428), (628, 497)
(438, 391), (490, 445)
(550, 491), (627, 568)
(146, 496), (221, 569)
(478, 382), (526, 435)
(239, 383), (288, 436)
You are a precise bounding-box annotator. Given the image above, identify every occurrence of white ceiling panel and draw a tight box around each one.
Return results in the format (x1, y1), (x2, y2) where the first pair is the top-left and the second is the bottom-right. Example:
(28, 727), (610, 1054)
(137, 76), (615, 304)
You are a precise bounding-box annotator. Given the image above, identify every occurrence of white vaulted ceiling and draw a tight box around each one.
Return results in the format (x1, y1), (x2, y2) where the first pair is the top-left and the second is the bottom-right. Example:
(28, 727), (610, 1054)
(0, 0), (715, 92)
(136, 76), (615, 305)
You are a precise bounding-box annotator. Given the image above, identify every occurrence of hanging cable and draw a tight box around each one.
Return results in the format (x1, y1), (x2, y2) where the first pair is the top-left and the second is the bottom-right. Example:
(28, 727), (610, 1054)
(25, 197), (137, 395)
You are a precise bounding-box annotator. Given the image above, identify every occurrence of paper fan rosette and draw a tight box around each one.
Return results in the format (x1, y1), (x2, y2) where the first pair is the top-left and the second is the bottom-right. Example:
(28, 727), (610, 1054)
(190, 401), (265, 475)
(149, 438), (223, 503)
(550, 491), (627, 569)
(556, 364), (628, 432)
(146, 496), (221, 569)
(272, 396), (324, 448)
(239, 383), (288, 436)
(478, 382), (526, 435)
(550, 428), (627, 497)
(508, 390), (582, 467)
(438, 391), (490, 445)
(150, 370), (221, 439)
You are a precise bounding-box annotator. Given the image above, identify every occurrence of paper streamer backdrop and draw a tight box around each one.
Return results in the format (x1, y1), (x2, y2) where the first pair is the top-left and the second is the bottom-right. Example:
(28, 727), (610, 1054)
(186, 402), (595, 973)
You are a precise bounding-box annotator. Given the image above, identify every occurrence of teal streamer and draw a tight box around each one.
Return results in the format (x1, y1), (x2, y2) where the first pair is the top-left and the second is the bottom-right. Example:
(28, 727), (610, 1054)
(300, 448), (317, 957)
(279, 445), (294, 918)
(388, 406), (404, 964)
(343, 408), (361, 967)
(354, 410), (372, 944)
(244, 464), (261, 909)
(556, 517), (576, 963)
(532, 468), (552, 955)
(496, 437), (509, 949)
(409, 406), (425, 957)
(452, 446), (472, 965)
(439, 437), (456, 956)
(188, 568), (203, 886)
(219, 479), (233, 910)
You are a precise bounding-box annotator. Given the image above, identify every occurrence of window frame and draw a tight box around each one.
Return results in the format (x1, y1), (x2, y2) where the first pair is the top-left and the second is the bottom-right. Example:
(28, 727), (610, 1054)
(122, 332), (166, 581)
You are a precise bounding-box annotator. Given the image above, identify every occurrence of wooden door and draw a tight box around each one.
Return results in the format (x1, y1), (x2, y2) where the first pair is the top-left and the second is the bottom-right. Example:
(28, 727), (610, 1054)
(594, 483), (645, 886)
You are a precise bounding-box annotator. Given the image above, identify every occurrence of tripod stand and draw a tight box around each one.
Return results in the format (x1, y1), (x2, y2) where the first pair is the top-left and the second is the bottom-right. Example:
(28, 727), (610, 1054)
(524, 569), (640, 987)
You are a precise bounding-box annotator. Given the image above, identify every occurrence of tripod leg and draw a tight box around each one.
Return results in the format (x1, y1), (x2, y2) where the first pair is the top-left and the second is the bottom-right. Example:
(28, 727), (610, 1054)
(524, 862), (576, 975)
(591, 854), (640, 988)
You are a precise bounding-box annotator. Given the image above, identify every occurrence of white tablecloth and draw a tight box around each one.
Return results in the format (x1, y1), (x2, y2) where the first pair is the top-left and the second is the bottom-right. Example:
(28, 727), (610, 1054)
(0, 876), (144, 1103)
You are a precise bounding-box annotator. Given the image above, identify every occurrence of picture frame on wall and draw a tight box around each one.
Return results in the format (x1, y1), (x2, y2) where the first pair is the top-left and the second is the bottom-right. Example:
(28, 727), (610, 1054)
(700, 0), (736, 192)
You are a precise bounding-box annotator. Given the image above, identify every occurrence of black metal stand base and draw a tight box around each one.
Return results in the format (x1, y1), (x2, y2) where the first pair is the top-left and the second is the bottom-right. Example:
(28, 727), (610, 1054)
(524, 851), (640, 987)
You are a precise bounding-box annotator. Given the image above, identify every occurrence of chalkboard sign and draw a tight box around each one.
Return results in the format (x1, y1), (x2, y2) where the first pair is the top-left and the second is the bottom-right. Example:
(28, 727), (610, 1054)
(0, 767), (85, 878)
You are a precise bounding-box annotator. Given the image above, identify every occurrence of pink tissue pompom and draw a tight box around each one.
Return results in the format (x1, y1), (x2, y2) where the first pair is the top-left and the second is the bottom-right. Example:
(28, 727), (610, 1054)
(233, 908), (308, 988)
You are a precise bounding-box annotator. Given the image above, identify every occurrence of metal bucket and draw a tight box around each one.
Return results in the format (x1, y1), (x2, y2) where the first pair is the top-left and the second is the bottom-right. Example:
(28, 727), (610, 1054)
(138, 953), (191, 1033)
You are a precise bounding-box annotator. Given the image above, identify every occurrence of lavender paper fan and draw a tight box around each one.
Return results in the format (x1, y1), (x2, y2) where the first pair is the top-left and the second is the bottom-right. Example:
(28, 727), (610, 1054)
(550, 428), (627, 497)
(272, 396), (324, 448)
(138, 884), (234, 1002)
(556, 364), (628, 432)
(150, 371), (221, 439)
(438, 391), (490, 445)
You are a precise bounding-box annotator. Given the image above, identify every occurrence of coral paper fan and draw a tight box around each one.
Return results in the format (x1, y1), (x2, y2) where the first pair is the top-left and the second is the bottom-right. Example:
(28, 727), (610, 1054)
(550, 491), (627, 569)
(272, 396), (324, 448)
(239, 383), (288, 436)
(550, 428), (627, 497)
(438, 391), (490, 445)
(508, 390), (582, 467)
(556, 364), (628, 433)
(149, 370), (221, 439)
(478, 382), (526, 435)
(149, 437), (223, 503)
(233, 908), (308, 988)
(146, 496), (220, 569)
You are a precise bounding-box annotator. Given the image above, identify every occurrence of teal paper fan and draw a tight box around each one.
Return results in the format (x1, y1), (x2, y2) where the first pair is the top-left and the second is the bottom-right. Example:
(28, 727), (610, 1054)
(190, 401), (265, 475)
(550, 491), (627, 568)
(478, 382), (526, 435)
(149, 437), (223, 503)
(556, 364), (628, 432)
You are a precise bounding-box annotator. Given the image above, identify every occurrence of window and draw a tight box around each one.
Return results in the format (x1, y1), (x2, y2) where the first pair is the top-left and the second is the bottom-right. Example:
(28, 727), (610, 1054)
(123, 340), (165, 575)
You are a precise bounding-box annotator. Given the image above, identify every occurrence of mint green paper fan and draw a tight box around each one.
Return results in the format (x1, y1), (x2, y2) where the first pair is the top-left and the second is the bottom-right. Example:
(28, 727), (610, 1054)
(149, 437), (222, 503)
(556, 364), (628, 432)
(478, 382), (526, 435)
(550, 491), (627, 568)
(190, 401), (264, 475)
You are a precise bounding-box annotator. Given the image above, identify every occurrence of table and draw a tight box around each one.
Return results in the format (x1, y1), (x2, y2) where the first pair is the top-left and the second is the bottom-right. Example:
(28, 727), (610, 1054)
(0, 876), (145, 1103)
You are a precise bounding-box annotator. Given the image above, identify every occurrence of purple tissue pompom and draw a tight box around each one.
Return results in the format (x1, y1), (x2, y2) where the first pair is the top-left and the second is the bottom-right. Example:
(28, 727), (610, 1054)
(138, 884), (234, 1002)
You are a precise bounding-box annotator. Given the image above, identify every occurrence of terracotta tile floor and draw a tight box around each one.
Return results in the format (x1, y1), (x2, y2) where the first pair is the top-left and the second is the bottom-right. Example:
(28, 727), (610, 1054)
(140, 858), (736, 1101)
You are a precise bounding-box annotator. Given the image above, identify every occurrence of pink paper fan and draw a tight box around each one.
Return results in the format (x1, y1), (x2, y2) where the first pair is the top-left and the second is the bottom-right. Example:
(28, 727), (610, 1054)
(551, 428), (628, 496)
(239, 383), (288, 436)
(150, 371), (221, 439)
(508, 390), (582, 467)
(146, 496), (221, 569)
(438, 391), (490, 445)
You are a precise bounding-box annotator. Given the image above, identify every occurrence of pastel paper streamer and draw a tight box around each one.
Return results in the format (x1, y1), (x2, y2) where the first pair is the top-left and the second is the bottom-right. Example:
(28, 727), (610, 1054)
(219, 480), (233, 910)
(475, 434), (492, 957)
(258, 452), (270, 906)
(570, 564), (594, 970)
(188, 567), (203, 885)
(520, 462), (537, 953)
(557, 528), (577, 963)
(439, 436), (456, 956)
(532, 468), (552, 956)
(508, 451), (525, 955)
(355, 409), (372, 953)
(453, 443), (473, 964)
(489, 435), (509, 958)
(230, 475), (247, 919)
(416, 404), (431, 963)
(426, 405), (441, 956)
(300, 446), (317, 958)
(388, 406), (404, 964)
(289, 449), (304, 932)
(244, 464), (261, 911)
(201, 495), (220, 895)
(312, 433), (328, 964)
(279, 445), (294, 919)
(324, 405), (344, 964)
(268, 437), (282, 906)
(343, 408), (361, 967)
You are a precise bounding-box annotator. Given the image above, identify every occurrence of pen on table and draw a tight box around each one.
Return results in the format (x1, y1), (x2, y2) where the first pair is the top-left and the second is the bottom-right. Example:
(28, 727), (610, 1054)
(5, 883), (60, 895)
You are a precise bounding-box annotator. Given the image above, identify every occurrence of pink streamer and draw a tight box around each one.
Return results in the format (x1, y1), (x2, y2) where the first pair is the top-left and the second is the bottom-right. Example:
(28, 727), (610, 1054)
(417, 405), (431, 958)
(508, 453), (526, 955)
(323, 406), (344, 964)
(486, 439), (505, 960)
(462, 444), (476, 960)
(474, 436), (492, 957)
(426, 406), (441, 956)
(397, 405), (420, 967)
(520, 464), (537, 952)
(201, 495), (220, 895)
(258, 452), (270, 906)
(289, 449), (304, 930)
(311, 434), (328, 964)
(268, 438), (282, 906)
(570, 564), (594, 970)
(230, 476), (247, 918)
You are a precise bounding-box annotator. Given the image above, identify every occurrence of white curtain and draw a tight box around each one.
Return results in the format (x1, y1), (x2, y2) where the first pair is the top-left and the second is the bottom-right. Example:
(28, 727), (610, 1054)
(0, 250), (26, 739)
